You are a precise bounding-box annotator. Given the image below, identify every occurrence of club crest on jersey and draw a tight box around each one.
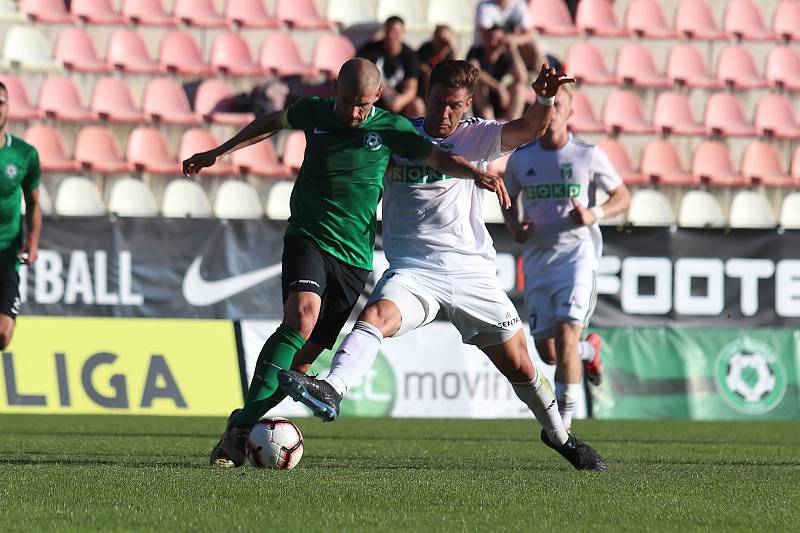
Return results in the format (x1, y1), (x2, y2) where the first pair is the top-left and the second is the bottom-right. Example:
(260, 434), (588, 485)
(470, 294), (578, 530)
(560, 163), (573, 181)
(437, 142), (454, 152)
(4, 164), (17, 179)
(363, 132), (383, 151)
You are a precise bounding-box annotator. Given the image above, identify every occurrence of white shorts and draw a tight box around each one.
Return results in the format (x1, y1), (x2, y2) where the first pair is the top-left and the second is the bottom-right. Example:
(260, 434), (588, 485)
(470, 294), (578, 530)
(369, 267), (522, 348)
(523, 265), (597, 339)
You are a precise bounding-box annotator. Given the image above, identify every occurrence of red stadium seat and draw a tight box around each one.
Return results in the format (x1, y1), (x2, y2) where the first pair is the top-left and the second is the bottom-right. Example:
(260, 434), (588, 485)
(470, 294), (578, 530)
(282, 130), (306, 173)
(178, 129), (235, 177)
(704, 93), (756, 137)
(91, 77), (144, 124)
(596, 139), (647, 185)
(159, 31), (215, 76)
(232, 139), (292, 177)
(576, 0), (626, 36)
(755, 93), (800, 139)
(19, 0), (73, 23)
(666, 44), (720, 89)
(528, 0), (578, 36)
(142, 78), (201, 126)
(640, 140), (698, 187)
(38, 76), (95, 122)
(226, 0), (281, 28)
(567, 90), (605, 133)
(194, 79), (255, 127)
(275, 0), (335, 30)
(173, 0), (226, 28)
(674, 0), (724, 40)
(773, 1), (800, 42)
(0, 75), (41, 121)
(24, 125), (78, 173)
(71, 0), (124, 25)
(652, 91), (704, 136)
(260, 33), (316, 78)
(765, 46), (800, 90)
(716, 45), (766, 89)
(691, 141), (748, 187)
(311, 34), (356, 79)
(121, 0), (175, 26)
(616, 43), (668, 88)
(126, 127), (181, 175)
(54, 28), (110, 74)
(740, 141), (792, 187)
(74, 126), (130, 174)
(564, 41), (615, 85)
(624, 0), (674, 38)
(723, 0), (773, 41)
(107, 29), (162, 74)
(603, 90), (654, 134)
(210, 33), (262, 77)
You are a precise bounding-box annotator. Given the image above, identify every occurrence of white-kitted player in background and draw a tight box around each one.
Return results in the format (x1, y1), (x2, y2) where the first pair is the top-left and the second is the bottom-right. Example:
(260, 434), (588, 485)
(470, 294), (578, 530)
(502, 84), (630, 430)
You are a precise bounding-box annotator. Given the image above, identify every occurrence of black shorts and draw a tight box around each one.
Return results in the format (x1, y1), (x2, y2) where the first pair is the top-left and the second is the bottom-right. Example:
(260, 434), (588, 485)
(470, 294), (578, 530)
(282, 235), (369, 349)
(0, 268), (21, 320)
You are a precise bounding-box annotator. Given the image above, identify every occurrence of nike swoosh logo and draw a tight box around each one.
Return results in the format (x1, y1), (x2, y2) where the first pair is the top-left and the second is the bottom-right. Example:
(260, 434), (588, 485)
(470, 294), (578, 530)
(182, 256), (282, 306)
(313, 127), (330, 134)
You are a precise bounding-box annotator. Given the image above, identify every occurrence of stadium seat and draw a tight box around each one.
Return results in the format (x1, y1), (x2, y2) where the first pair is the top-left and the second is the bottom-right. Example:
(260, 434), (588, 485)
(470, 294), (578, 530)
(627, 189), (675, 226)
(55, 28), (110, 74)
(594, 188), (625, 226)
(640, 140), (697, 187)
(55, 176), (106, 216)
(282, 131), (306, 173)
(716, 45), (766, 88)
(213, 180), (264, 219)
(376, 0), (428, 32)
(603, 90), (654, 134)
(194, 79), (255, 127)
(159, 31), (215, 76)
(0, 75), (41, 121)
(142, 78), (201, 126)
(327, 0), (376, 29)
(265, 180), (294, 220)
(226, 0), (280, 28)
(275, 0), (335, 30)
(616, 43), (668, 88)
(427, 0), (474, 34)
(107, 177), (158, 217)
(779, 193), (800, 228)
(704, 93), (755, 137)
(691, 141), (748, 188)
(773, 0), (800, 42)
(723, 0), (773, 41)
(755, 93), (800, 139)
(259, 33), (316, 78)
(528, 0), (578, 36)
(311, 34), (356, 80)
(19, 0), (72, 23)
(71, 0), (124, 25)
(666, 44), (720, 88)
(161, 179), (212, 218)
(173, 0), (226, 28)
(38, 76), (95, 122)
(24, 125), (78, 173)
(232, 139), (292, 177)
(677, 190), (725, 228)
(596, 139), (647, 185)
(0, 1), (26, 23)
(210, 33), (262, 77)
(674, 0), (724, 40)
(121, 0), (175, 26)
(729, 190), (776, 228)
(792, 146), (800, 183)
(107, 29), (162, 74)
(2, 25), (61, 72)
(31, 185), (53, 215)
(568, 90), (605, 133)
(741, 142), (793, 188)
(178, 129), (234, 177)
(575, 0), (627, 36)
(564, 41), (615, 85)
(91, 77), (144, 124)
(765, 46), (800, 90)
(126, 127), (181, 175)
(624, 0), (674, 38)
(74, 126), (130, 174)
(652, 92), (704, 136)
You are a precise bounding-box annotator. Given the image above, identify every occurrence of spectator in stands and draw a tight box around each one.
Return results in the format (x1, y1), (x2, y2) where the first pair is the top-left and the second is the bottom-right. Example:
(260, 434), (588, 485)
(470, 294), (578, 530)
(467, 25), (527, 120)
(417, 25), (457, 98)
(474, 0), (545, 74)
(358, 16), (425, 117)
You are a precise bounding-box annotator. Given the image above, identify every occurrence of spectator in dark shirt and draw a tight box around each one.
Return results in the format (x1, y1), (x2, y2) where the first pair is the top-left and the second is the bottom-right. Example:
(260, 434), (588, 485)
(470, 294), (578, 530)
(417, 25), (457, 98)
(467, 25), (527, 120)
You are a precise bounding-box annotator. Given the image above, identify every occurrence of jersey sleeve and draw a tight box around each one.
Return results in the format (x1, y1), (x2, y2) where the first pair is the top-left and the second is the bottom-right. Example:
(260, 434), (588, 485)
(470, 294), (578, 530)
(462, 119), (505, 163)
(592, 146), (624, 193)
(384, 115), (433, 160)
(24, 147), (41, 192)
(284, 97), (315, 131)
(503, 152), (522, 198)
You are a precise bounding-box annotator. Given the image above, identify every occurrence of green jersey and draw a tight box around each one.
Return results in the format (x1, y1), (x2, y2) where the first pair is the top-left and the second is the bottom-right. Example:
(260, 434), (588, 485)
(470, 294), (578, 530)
(283, 97), (432, 270)
(0, 133), (40, 270)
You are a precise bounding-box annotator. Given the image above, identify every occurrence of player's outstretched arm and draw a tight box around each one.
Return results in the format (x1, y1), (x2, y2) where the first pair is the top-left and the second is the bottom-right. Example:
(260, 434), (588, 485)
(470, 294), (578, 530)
(569, 184), (631, 225)
(423, 148), (511, 209)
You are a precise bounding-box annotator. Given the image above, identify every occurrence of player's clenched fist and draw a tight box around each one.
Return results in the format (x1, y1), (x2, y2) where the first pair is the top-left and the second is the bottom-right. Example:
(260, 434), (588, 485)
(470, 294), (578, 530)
(513, 221), (532, 243)
(182, 150), (218, 177)
(569, 198), (597, 225)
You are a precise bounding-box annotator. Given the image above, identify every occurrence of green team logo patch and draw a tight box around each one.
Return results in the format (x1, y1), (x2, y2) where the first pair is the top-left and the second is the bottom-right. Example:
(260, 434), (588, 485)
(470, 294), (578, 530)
(523, 183), (581, 200)
(560, 163), (573, 180)
(363, 131), (383, 151)
(4, 164), (17, 179)
(714, 338), (788, 415)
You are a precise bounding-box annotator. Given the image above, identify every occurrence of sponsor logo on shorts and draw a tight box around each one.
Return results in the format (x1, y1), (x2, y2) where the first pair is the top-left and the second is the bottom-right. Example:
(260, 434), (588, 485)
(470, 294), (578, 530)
(289, 279), (321, 288)
(10, 297), (20, 316)
(363, 132), (383, 151)
(714, 338), (787, 415)
(523, 183), (581, 200)
(496, 317), (520, 328)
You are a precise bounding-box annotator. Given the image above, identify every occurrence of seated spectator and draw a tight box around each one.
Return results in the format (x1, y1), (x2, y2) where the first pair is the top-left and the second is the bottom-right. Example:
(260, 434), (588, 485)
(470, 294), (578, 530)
(358, 16), (425, 117)
(467, 25), (527, 120)
(417, 25), (457, 97)
(474, 0), (544, 73)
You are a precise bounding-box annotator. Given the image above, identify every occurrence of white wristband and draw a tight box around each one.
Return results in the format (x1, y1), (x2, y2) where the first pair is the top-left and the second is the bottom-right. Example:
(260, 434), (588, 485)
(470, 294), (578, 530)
(536, 94), (555, 106)
(590, 206), (606, 220)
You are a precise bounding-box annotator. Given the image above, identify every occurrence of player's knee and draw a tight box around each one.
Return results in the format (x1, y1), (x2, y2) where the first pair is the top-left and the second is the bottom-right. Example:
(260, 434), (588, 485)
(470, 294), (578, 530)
(0, 325), (14, 350)
(360, 300), (401, 337)
(536, 340), (557, 365)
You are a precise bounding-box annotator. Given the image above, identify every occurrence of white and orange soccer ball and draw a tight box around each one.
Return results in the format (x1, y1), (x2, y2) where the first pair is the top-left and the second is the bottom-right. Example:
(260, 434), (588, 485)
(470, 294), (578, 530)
(246, 417), (304, 470)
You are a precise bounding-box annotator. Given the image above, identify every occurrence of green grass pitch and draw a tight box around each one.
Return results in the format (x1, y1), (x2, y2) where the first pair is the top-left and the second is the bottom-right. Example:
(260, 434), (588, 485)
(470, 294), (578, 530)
(1, 415), (798, 531)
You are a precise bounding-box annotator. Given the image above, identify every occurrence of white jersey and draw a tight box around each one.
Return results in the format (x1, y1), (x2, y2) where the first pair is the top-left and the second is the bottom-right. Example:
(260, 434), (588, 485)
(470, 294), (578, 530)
(382, 116), (505, 273)
(504, 135), (622, 270)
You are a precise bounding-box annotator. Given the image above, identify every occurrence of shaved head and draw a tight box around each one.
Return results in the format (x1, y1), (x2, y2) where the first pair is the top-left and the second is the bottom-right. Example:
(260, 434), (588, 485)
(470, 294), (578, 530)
(337, 58), (381, 94)
(333, 58), (383, 127)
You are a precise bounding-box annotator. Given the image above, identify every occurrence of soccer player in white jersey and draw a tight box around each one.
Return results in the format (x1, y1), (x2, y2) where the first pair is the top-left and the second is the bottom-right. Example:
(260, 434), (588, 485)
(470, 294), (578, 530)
(280, 60), (606, 470)
(502, 85), (630, 431)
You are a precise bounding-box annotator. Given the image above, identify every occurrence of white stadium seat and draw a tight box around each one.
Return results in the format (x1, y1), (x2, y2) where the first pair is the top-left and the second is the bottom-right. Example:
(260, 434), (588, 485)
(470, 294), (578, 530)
(627, 189), (675, 226)
(21, 186), (53, 215)
(264, 180), (293, 220)
(427, 0), (474, 33)
(677, 190), (725, 228)
(728, 190), (776, 228)
(2, 25), (61, 72)
(108, 177), (158, 217)
(161, 179), (212, 218)
(326, 0), (376, 28)
(594, 189), (625, 226)
(376, 0), (428, 31)
(213, 179), (263, 219)
(55, 176), (105, 216)
(779, 192), (800, 229)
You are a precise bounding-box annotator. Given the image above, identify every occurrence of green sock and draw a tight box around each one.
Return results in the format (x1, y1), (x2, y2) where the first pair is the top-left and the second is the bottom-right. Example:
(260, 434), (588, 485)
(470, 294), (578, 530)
(234, 324), (305, 428)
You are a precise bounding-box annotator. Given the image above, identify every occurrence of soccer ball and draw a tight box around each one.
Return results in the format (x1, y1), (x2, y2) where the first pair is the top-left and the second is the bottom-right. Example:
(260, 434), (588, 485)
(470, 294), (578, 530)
(246, 417), (304, 469)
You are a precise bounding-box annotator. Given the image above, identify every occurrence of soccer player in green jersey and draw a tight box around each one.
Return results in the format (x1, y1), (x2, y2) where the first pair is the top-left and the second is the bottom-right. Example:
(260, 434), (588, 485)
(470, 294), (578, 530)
(183, 58), (508, 468)
(0, 81), (42, 349)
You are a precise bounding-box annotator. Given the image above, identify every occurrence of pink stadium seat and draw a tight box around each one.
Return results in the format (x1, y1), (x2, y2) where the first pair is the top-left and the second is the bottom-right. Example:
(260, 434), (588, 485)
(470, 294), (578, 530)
(596, 139), (647, 186)
(91, 77), (144, 124)
(564, 41), (615, 85)
(652, 92), (704, 136)
(107, 29), (162, 74)
(674, 0), (724, 40)
(723, 0), (773, 41)
(603, 90), (654, 134)
(194, 79), (255, 126)
(692, 141), (748, 188)
(159, 31), (215, 76)
(704, 93), (756, 137)
(765, 46), (800, 90)
(260, 33), (316, 78)
(142, 78), (201, 126)
(615, 43), (668, 88)
(624, 0), (674, 38)
(71, 0), (124, 25)
(773, 1), (800, 42)
(716, 45), (766, 89)
(126, 127), (181, 175)
(210, 33), (262, 77)
(54, 28), (110, 74)
(311, 34), (356, 79)
(38, 76), (95, 122)
(232, 139), (292, 177)
(640, 140), (698, 187)
(740, 142), (792, 187)
(74, 126), (130, 174)
(567, 90), (605, 133)
(575, 0), (626, 36)
(282, 131), (306, 173)
(179, 129), (234, 177)
(666, 44), (719, 88)
(173, 0), (226, 28)
(122, 0), (175, 26)
(755, 93), (800, 139)
(226, 0), (281, 28)
(19, 0), (73, 23)
(275, 0), (334, 29)
(528, 0), (578, 36)
(24, 125), (78, 173)
(0, 75), (41, 121)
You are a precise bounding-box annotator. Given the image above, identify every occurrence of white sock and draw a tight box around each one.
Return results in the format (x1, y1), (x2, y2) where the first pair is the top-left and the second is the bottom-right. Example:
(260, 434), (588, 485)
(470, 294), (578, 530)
(578, 341), (595, 362)
(325, 321), (383, 396)
(555, 382), (583, 430)
(511, 371), (569, 446)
